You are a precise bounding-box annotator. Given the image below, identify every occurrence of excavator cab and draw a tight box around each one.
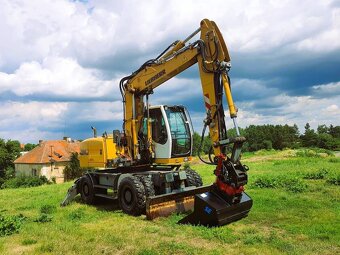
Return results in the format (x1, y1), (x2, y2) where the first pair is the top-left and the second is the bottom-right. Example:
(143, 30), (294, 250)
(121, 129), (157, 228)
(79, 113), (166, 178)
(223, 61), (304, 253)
(148, 105), (194, 164)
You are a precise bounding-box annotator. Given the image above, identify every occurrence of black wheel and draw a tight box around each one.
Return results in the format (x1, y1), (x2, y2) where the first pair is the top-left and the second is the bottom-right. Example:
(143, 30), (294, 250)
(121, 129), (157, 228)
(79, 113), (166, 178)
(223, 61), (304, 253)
(185, 168), (203, 187)
(118, 176), (146, 216)
(137, 175), (155, 197)
(80, 176), (95, 204)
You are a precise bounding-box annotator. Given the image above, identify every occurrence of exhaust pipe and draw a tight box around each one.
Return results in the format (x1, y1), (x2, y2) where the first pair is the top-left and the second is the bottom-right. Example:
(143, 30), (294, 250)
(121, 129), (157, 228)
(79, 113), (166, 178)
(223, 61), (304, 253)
(91, 126), (97, 138)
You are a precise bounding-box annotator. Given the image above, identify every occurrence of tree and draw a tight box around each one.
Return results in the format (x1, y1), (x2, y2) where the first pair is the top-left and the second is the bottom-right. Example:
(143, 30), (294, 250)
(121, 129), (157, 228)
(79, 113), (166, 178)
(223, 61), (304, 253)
(0, 139), (21, 178)
(317, 124), (329, 134)
(192, 132), (201, 156)
(0, 139), (21, 186)
(317, 133), (337, 150)
(202, 135), (212, 154)
(24, 143), (37, 151)
(63, 153), (84, 181)
(329, 125), (340, 138)
(192, 132), (212, 156)
(301, 123), (318, 147)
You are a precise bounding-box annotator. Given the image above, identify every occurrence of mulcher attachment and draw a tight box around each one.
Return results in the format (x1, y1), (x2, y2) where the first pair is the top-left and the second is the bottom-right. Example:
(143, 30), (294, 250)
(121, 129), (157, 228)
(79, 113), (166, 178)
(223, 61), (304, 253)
(178, 188), (252, 227)
(178, 149), (253, 227)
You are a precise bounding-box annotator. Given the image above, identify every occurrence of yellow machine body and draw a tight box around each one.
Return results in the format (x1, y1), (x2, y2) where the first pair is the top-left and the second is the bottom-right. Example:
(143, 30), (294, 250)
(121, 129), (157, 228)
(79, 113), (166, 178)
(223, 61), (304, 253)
(79, 136), (118, 168)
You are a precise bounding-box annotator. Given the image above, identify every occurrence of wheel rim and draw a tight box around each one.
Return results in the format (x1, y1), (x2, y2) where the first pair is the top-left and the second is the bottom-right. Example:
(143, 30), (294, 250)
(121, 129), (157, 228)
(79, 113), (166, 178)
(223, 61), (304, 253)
(83, 183), (89, 196)
(123, 187), (133, 205)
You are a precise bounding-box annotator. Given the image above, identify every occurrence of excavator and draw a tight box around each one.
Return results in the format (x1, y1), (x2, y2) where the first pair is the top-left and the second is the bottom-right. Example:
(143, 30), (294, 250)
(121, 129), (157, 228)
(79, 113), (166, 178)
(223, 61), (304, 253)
(61, 19), (252, 226)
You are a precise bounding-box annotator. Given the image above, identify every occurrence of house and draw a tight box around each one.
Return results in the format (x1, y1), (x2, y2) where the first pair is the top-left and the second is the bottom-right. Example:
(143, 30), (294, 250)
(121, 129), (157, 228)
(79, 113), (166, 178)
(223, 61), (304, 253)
(14, 138), (80, 183)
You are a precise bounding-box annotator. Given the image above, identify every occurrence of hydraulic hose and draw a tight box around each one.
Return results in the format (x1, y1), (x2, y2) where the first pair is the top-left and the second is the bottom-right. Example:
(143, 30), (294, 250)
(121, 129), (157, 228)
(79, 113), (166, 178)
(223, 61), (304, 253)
(198, 123), (216, 165)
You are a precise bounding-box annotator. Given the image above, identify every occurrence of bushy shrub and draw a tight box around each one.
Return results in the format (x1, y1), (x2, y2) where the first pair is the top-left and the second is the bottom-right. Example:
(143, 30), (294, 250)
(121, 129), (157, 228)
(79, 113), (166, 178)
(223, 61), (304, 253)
(303, 168), (329, 180)
(283, 178), (308, 192)
(1, 175), (50, 189)
(326, 174), (340, 186)
(296, 148), (334, 158)
(68, 208), (85, 221)
(40, 204), (56, 214)
(22, 239), (37, 245)
(0, 214), (26, 236)
(4, 166), (15, 179)
(34, 213), (53, 223)
(252, 176), (281, 188)
(0, 177), (4, 187)
(329, 158), (340, 163)
(296, 149), (318, 158)
(252, 176), (307, 193)
(183, 162), (191, 170)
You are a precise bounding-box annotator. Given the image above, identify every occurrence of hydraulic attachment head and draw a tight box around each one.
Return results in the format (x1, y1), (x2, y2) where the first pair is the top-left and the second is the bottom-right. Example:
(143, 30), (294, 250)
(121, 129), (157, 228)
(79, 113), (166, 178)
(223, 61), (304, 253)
(179, 154), (252, 227)
(178, 189), (252, 226)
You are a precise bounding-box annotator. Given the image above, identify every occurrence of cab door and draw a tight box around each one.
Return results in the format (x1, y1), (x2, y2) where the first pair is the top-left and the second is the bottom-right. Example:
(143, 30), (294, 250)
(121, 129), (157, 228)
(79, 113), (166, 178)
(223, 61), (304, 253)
(149, 107), (171, 159)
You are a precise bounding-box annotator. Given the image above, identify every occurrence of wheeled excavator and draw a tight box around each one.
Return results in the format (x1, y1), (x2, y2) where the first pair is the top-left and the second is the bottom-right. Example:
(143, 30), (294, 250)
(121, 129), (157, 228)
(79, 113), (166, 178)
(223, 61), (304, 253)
(61, 19), (252, 226)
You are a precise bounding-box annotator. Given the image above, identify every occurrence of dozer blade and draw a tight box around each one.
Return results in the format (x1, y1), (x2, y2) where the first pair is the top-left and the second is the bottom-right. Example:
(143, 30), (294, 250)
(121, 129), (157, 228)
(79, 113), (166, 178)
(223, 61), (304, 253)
(60, 179), (80, 207)
(146, 185), (212, 220)
(178, 190), (253, 227)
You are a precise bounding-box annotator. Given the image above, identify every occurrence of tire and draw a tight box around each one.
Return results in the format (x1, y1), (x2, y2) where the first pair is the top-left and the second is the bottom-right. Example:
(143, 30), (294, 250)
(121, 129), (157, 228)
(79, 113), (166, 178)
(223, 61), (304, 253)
(80, 176), (96, 204)
(185, 168), (203, 187)
(137, 175), (155, 197)
(118, 176), (146, 216)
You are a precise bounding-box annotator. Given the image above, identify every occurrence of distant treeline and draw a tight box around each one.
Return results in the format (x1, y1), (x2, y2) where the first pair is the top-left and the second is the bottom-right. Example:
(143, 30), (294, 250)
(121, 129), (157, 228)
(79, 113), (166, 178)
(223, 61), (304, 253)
(1, 123), (339, 177)
(192, 123), (340, 155)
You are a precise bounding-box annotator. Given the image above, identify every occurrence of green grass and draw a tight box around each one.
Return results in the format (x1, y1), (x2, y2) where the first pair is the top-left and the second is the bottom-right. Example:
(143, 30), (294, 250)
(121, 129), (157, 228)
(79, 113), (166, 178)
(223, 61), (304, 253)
(0, 149), (339, 254)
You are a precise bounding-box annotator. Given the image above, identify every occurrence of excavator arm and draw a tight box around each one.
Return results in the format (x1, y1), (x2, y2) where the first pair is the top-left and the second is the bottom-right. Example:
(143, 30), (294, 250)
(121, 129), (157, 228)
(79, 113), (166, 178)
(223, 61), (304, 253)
(121, 19), (239, 161)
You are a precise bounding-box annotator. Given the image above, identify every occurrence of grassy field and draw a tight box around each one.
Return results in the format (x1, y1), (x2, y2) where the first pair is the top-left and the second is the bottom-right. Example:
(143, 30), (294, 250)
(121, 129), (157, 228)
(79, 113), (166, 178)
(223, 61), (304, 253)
(0, 149), (339, 255)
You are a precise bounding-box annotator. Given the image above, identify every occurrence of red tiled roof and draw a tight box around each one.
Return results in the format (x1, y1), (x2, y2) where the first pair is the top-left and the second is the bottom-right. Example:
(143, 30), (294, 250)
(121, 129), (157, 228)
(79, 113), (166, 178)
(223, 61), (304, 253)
(14, 140), (80, 164)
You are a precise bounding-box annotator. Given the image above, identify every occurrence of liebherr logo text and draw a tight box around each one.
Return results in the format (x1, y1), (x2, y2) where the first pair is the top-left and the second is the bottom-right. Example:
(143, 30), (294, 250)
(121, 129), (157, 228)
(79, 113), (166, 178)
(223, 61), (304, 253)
(145, 69), (166, 86)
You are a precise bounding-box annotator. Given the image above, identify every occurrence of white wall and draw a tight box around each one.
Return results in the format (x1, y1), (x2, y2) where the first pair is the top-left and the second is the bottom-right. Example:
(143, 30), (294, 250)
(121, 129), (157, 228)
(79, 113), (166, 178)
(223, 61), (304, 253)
(15, 162), (67, 183)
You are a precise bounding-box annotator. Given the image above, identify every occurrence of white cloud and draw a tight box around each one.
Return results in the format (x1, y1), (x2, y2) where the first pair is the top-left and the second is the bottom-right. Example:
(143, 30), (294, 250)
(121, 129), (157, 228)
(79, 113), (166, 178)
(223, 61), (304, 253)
(0, 57), (119, 99)
(296, 8), (340, 52)
(0, 101), (67, 125)
(149, 77), (202, 105)
(236, 93), (340, 131)
(311, 81), (340, 97)
(0, 0), (339, 143)
(0, 128), (63, 144)
(0, 0), (118, 70)
(0, 100), (124, 143)
(1, 0), (338, 72)
(67, 101), (123, 122)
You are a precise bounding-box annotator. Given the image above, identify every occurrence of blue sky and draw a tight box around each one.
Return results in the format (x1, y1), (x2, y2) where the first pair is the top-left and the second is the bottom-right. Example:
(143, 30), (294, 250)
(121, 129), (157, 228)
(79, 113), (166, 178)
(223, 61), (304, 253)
(0, 0), (339, 143)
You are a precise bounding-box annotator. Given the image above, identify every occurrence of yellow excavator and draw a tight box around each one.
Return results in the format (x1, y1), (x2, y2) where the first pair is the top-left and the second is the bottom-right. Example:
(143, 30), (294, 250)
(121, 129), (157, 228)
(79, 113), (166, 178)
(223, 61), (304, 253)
(61, 19), (252, 226)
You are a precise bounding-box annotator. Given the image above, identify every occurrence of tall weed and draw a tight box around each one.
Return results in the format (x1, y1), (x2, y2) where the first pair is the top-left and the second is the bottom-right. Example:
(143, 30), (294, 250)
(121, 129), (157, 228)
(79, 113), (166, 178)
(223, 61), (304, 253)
(0, 214), (26, 236)
(326, 174), (340, 186)
(252, 176), (307, 192)
(303, 168), (329, 180)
